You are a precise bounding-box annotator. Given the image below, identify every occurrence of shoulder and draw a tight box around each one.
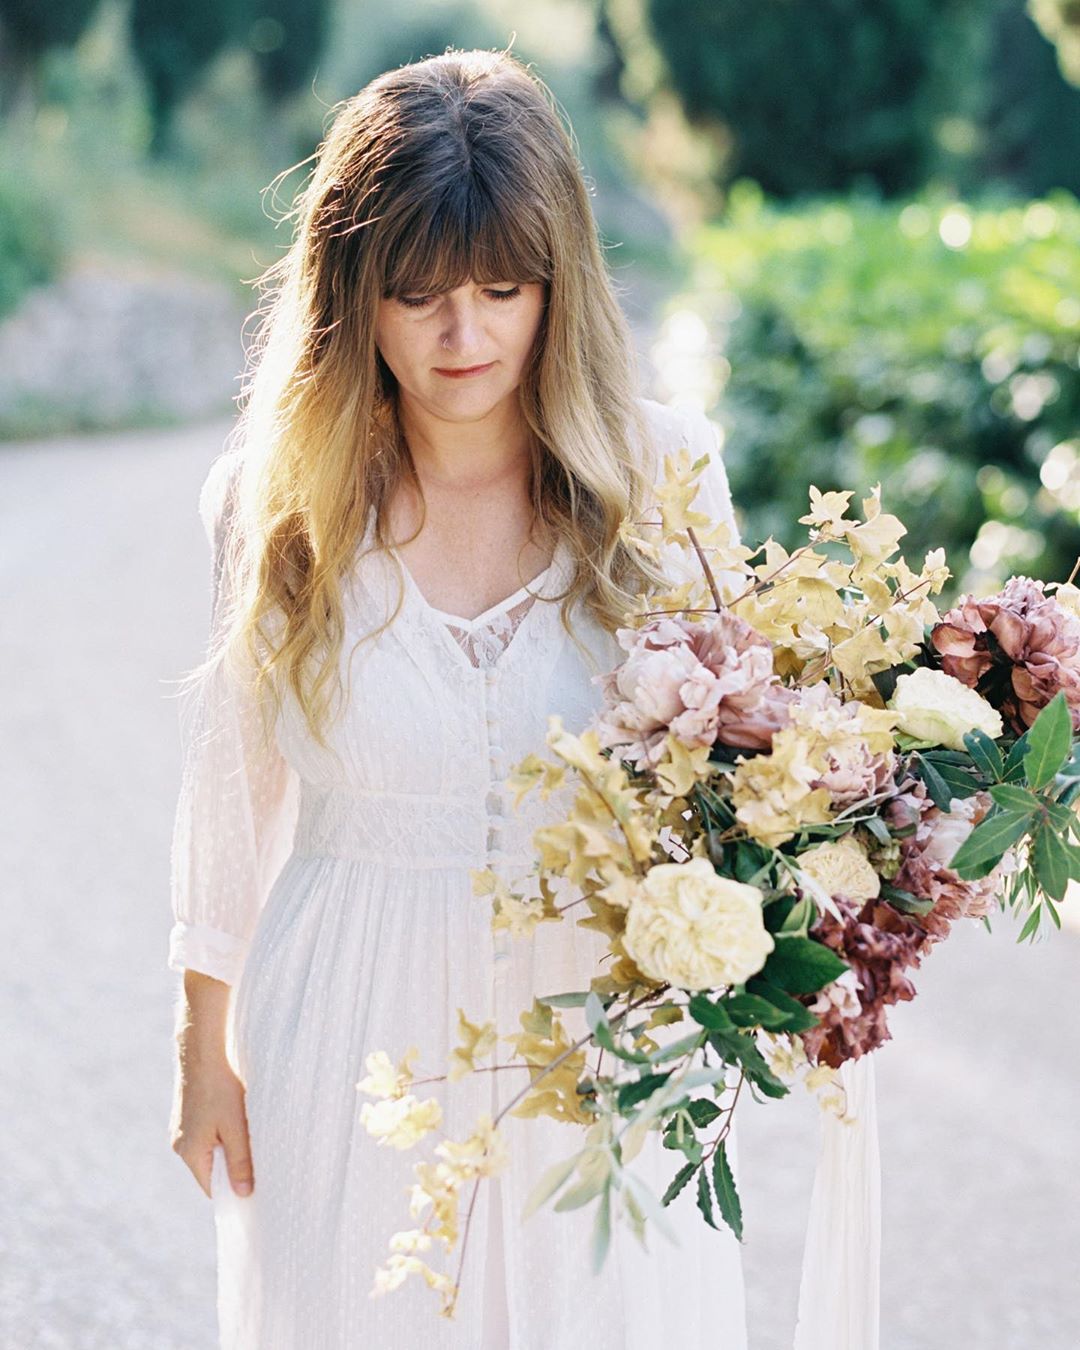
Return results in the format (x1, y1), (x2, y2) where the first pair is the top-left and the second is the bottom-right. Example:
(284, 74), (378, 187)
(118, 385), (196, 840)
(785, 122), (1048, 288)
(634, 396), (723, 464)
(197, 451), (243, 552)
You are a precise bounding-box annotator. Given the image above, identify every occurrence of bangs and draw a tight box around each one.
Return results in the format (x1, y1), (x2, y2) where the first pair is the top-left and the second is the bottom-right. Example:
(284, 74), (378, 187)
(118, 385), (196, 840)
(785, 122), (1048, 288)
(380, 177), (553, 299)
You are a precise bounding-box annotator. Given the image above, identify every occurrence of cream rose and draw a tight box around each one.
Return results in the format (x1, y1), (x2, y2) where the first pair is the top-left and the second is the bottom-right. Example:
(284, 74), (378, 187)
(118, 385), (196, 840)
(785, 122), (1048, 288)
(797, 836), (881, 904)
(889, 667), (1003, 752)
(623, 857), (774, 991)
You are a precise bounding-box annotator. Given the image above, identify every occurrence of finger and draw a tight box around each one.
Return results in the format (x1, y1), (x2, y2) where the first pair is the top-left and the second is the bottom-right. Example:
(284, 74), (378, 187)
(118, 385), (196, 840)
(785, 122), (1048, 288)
(219, 1119), (255, 1196)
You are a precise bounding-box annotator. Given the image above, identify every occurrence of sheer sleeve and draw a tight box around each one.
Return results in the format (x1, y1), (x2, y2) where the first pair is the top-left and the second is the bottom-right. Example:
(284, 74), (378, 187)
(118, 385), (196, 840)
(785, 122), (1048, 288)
(167, 453), (300, 985)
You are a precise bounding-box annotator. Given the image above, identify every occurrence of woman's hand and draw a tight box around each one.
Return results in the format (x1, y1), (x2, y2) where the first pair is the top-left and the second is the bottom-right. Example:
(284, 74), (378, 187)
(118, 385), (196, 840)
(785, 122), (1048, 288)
(170, 970), (254, 1199)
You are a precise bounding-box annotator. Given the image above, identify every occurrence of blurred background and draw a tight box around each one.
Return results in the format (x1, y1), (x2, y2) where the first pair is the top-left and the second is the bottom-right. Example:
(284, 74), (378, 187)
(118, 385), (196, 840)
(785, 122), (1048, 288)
(2, 1), (1079, 1347)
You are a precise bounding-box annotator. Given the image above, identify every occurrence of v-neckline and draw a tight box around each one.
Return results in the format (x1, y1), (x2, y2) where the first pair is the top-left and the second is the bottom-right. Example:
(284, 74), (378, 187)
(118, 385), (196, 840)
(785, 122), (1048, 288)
(389, 544), (563, 629)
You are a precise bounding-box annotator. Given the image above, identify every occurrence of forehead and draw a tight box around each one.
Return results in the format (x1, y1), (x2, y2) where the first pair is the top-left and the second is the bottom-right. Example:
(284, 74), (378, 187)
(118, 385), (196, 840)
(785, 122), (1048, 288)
(379, 181), (552, 298)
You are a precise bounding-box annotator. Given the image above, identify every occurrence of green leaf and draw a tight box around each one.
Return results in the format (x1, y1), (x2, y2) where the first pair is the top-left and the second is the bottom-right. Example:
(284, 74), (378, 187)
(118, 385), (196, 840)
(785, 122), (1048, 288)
(1017, 904), (1043, 943)
(521, 1152), (581, 1220)
(647, 1030), (708, 1065)
(617, 1072), (674, 1113)
(695, 1164), (718, 1229)
(921, 757), (980, 800)
(686, 1097), (724, 1127)
(962, 728), (1004, 781)
(724, 992), (793, 1031)
(1031, 822), (1071, 901)
(1024, 692), (1073, 791)
(879, 883), (934, 915)
(987, 784), (1043, 814)
(745, 976), (820, 1033)
(591, 1184), (612, 1274)
(711, 1143), (744, 1241)
(708, 1029), (790, 1098)
(760, 935), (849, 995)
(537, 991), (591, 1008)
(1002, 731), (1032, 783)
(916, 754), (955, 811)
(661, 1160), (698, 1206)
(948, 810), (1033, 879)
(687, 993), (736, 1031)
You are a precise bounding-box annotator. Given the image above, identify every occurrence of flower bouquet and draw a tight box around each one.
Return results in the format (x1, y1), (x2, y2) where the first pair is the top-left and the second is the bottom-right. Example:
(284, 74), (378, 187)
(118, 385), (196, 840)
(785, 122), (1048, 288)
(357, 451), (1080, 1315)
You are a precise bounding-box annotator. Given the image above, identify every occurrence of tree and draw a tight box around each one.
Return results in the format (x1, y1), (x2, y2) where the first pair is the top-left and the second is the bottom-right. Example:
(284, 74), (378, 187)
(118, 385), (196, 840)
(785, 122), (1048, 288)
(128, 0), (247, 155)
(248, 0), (330, 104)
(0, 0), (101, 111)
(1030, 0), (1080, 84)
(639, 0), (985, 198)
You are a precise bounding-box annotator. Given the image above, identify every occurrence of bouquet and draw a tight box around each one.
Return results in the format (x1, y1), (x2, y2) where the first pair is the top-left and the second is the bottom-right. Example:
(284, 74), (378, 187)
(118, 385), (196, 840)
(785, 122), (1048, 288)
(356, 451), (1080, 1315)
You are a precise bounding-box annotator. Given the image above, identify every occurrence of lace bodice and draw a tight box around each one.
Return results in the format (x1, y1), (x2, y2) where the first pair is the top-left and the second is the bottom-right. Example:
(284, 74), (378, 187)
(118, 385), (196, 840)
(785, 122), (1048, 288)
(167, 397), (739, 984)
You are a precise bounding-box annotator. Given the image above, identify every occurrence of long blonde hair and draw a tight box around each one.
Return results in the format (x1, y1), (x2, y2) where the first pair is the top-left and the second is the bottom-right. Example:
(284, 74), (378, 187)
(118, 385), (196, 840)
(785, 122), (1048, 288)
(206, 47), (666, 752)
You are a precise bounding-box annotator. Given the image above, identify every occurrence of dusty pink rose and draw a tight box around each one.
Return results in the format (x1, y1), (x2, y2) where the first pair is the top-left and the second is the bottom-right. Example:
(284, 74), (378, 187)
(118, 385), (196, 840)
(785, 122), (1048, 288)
(594, 612), (794, 769)
(931, 576), (1080, 734)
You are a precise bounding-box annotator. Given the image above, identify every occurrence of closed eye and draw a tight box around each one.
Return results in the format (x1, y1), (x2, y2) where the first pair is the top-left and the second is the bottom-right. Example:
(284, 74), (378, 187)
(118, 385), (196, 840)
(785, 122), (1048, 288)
(396, 286), (522, 309)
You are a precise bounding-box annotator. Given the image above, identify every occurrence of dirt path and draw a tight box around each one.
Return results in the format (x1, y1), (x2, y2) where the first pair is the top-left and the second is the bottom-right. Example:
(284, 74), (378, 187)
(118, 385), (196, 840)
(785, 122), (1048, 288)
(1, 421), (1076, 1348)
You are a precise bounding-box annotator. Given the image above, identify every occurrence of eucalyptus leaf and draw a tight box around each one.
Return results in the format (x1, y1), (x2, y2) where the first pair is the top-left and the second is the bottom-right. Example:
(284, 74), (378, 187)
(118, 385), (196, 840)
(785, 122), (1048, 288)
(620, 1172), (680, 1246)
(521, 1152), (581, 1221)
(537, 991), (591, 1008)
(987, 784), (1042, 814)
(591, 1184), (612, 1274)
(647, 1031), (708, 1064)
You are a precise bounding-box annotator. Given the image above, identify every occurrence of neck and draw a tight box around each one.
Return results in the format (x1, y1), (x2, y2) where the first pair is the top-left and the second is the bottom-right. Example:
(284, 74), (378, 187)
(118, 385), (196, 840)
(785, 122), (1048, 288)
(395, 391), (533, 491)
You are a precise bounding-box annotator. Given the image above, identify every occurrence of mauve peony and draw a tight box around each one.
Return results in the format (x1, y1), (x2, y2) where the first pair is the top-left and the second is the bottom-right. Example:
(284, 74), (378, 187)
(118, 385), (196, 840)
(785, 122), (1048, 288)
(791, 684), (897, 809)
(886, 783), (1013, 944)
(931, 576), (1080, 734)
(801, 897), (926, 1067)
(594, 612), (794, 769)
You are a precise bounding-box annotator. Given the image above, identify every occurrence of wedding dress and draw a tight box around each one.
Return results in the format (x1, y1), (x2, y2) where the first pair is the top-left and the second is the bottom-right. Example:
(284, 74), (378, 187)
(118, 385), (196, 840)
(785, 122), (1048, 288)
(169, 396), (879, 1349)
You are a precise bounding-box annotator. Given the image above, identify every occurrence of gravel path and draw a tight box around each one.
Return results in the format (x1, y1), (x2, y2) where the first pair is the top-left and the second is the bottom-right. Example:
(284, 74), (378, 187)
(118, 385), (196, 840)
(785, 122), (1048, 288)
(1, 421), (1077, 1349)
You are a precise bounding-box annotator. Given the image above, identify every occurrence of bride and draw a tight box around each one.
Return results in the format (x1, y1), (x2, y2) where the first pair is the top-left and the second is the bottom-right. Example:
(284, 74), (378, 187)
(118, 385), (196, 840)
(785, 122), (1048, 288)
(167, 45), (879, 1349)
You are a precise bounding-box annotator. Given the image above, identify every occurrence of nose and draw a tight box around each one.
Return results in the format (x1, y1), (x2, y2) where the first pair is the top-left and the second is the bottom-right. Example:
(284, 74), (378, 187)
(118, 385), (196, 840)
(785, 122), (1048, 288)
(439, 295), (484, 359)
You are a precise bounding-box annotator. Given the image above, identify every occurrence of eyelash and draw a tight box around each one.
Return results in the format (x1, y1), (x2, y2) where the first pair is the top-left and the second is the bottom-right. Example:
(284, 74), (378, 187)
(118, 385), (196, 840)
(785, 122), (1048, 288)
(397, 286), (522, 309)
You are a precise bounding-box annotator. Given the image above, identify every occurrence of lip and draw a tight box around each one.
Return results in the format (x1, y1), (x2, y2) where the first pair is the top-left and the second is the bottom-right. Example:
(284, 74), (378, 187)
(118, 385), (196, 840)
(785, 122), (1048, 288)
(433, 361), (495, 378)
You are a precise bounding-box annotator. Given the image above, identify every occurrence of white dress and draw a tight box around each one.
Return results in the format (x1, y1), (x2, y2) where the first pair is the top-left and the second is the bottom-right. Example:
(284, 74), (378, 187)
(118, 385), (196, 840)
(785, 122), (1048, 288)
(168, 396), (879, 1350)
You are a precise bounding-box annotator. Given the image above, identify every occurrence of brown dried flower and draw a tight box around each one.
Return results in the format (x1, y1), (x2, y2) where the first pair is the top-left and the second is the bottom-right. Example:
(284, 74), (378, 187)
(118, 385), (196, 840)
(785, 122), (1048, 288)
(931, 576), (1080, 735)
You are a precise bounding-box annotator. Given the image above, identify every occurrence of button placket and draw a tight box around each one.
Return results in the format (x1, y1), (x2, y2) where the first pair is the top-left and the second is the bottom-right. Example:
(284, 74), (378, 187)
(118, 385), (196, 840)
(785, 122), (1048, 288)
(484, 670), (513, 975)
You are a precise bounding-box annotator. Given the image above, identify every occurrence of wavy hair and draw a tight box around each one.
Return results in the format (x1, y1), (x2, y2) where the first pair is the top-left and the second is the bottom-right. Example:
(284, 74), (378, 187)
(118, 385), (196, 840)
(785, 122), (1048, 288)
(201, 46), (667, 753)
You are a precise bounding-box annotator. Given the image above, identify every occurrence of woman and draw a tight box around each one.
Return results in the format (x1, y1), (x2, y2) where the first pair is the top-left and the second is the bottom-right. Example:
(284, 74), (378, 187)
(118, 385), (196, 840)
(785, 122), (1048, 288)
(167, 47), (878, 1350)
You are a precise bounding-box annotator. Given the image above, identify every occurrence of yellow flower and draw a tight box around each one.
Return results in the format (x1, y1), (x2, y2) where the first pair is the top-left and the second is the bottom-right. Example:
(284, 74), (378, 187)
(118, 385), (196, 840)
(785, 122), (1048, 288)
(731, 724), (834, 846)
(889, 667), (1003, 751)
(796, 836), (881, 905)
(359, 1093), (443, 1149)
(622, 857), (775, 991)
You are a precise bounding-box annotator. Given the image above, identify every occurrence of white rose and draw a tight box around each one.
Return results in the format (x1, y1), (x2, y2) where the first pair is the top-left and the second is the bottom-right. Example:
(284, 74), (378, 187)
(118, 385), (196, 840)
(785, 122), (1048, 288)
(797, 836), (881, 904)
(623, 857), (775, 991)
(889, 667), (1003, 752)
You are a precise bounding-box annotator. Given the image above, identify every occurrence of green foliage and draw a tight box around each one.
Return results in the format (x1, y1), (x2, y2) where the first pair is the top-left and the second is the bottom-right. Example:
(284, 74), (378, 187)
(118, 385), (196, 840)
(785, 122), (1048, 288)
(0, 167), (61, 317)
(682, 187), (1080, 593)
(642, 0), (985, 197)
(128, 0), (249, 154)
(0, 0), (101, 59)
(248, 0), (330, 103)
